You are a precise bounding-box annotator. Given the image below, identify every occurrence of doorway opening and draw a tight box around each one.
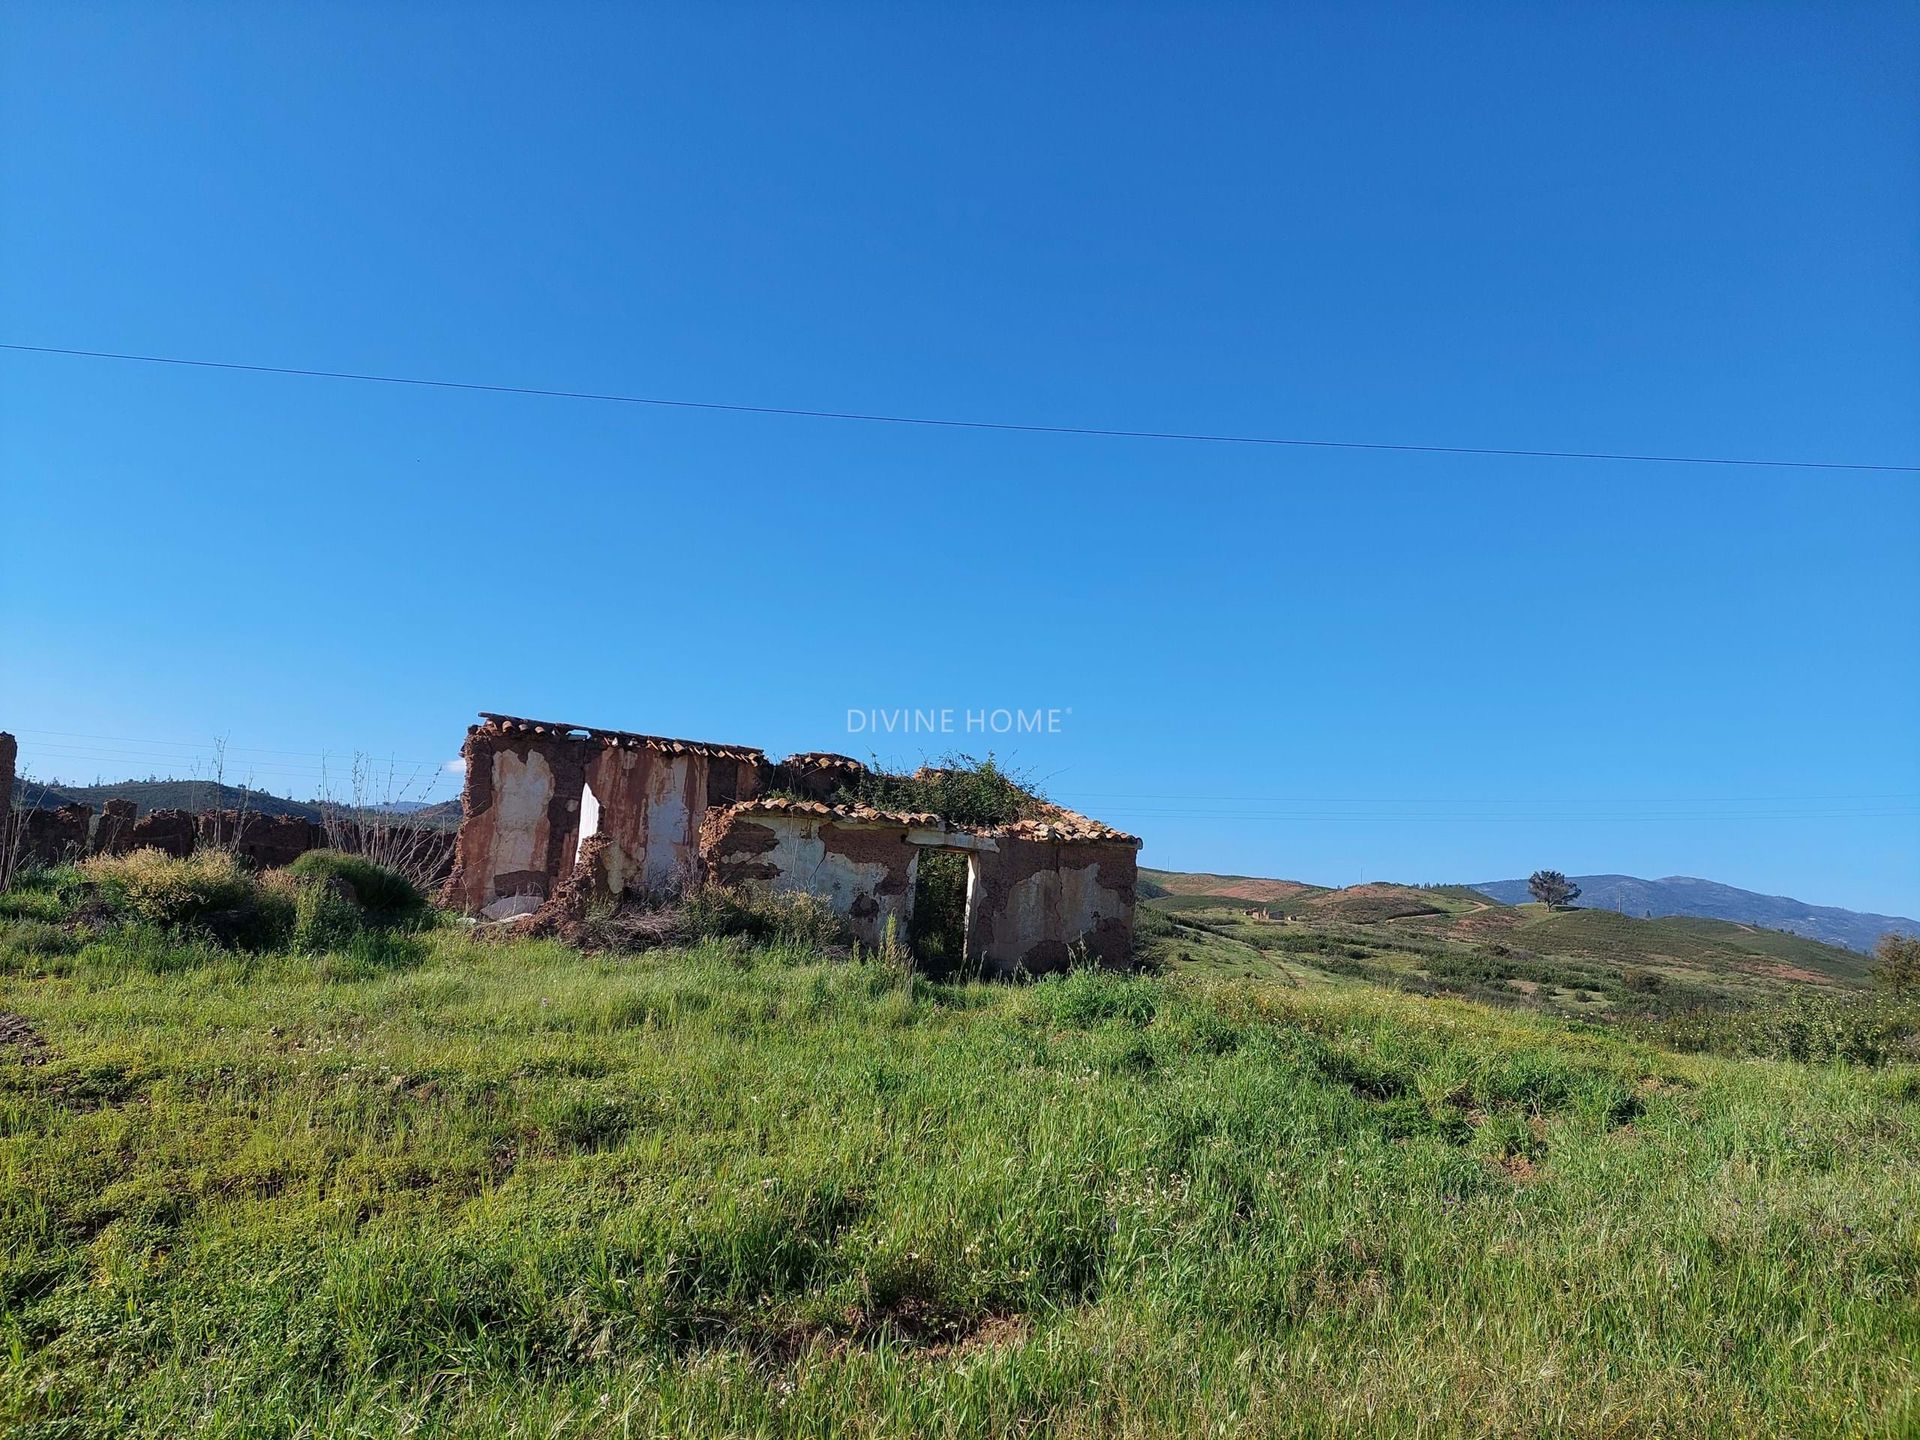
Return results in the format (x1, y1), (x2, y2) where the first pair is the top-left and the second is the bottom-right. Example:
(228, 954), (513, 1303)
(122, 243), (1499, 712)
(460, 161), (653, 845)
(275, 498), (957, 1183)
(573, 781), (602, 866)
(909, 849), (970, 974)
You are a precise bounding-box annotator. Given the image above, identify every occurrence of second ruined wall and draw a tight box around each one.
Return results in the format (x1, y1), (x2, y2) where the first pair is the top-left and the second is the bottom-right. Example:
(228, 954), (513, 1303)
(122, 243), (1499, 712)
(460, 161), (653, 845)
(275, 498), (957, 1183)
(966, 836), (1138, 976)
(701, 806), (919, 949)
(580, 744), (759, 898)
(700, 803), (1141, 969)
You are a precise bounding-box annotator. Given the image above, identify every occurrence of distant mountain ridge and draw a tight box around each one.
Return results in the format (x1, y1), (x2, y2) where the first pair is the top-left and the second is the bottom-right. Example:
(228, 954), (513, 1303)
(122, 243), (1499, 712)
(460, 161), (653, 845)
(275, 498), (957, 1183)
(1470, 874), (1918, 955)
(8, 779), (465, 832)
(10, 778), (324, 822)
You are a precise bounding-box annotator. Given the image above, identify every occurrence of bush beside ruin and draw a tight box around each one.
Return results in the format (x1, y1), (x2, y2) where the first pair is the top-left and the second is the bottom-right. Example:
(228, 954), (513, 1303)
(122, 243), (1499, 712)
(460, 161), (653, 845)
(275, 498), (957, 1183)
(33, 846), (435, 955)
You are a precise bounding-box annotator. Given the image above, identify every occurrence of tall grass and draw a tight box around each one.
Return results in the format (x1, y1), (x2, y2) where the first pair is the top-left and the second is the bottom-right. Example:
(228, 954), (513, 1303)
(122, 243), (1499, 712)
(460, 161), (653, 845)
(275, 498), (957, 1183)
(0, 924), (1916, 1436)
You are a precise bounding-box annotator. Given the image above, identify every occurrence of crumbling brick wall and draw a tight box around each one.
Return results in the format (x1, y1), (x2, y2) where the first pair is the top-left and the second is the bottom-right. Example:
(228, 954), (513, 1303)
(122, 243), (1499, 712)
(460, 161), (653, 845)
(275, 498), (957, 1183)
(0, 732), (15, 874)
(446, 714), (765, 913)
(443, 720), (590, 911)
(22, 804), (93, 867)
(0, 726), (447, 879)
(115, 808), (449, 878)
(128, 809), (198, 859)
(93, 799), (138, 856)
(700, 801), (922, 949)
(325, 821), (456, 888)
(965, 834), (1138, 977)
(197, 811), (326, 869)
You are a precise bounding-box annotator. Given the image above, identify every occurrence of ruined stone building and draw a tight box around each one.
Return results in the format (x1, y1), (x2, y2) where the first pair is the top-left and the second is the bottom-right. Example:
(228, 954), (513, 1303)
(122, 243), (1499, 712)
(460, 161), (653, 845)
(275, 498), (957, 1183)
(447, 713), (1140, 974)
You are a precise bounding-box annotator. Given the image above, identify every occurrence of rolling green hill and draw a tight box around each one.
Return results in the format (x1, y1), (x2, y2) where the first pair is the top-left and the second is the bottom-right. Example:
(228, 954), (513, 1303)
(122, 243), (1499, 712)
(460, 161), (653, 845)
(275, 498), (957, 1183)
(1138, 871), (1875, 1018)
(1513, 907), (1875, 986)
(1474, 873), (1919, 954)
(1138, 867), (1324, 905)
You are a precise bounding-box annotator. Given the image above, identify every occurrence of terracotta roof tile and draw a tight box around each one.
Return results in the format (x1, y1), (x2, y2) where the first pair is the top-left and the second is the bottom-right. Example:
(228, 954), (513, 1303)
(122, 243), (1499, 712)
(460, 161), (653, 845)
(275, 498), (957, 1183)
(726, 797), (943, 828)
(476, 713), (765, 763)
(994, 802), (1141, 846)
(782, 752), (864, 769)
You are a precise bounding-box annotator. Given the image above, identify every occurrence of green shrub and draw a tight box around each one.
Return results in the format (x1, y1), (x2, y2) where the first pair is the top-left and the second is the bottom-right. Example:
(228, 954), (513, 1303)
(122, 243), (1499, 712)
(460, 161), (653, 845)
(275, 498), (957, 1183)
(679, 883), (850, 951)
(1649, 994), (1920, 1066)
(852, 753), (1045, 827)
(283, 850), (427, 923)
(82, 848), (260, 924)
(76, 849), (295, 950)
(1133, 905), (1178, 941)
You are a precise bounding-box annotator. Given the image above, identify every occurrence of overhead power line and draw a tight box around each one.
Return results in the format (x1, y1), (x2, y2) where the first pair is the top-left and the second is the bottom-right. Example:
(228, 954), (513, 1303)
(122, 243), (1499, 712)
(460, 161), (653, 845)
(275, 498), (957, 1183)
(5, 342), (1915, 474)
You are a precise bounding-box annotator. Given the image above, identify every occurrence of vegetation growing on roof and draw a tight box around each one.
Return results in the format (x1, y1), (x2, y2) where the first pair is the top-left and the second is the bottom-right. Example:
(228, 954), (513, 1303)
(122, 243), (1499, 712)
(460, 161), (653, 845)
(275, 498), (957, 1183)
(848, 752), (1050, 828)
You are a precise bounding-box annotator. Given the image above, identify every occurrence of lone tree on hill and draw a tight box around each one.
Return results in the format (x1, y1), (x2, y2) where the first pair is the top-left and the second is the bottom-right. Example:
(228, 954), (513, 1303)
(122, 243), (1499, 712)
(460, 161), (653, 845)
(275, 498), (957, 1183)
(1871, 933), (1920, 996)
(1528, 870), (1581, 910)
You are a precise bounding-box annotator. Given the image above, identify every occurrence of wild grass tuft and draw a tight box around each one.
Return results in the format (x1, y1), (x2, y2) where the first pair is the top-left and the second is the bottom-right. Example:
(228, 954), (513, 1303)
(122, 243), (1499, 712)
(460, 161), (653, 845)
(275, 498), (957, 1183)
(78, 847), (258, 925)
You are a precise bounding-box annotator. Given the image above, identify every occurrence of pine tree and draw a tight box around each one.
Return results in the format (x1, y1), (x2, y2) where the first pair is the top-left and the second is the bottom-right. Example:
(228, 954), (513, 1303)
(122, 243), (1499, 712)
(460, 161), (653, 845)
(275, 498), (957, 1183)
(1527, 870), (1581, 910)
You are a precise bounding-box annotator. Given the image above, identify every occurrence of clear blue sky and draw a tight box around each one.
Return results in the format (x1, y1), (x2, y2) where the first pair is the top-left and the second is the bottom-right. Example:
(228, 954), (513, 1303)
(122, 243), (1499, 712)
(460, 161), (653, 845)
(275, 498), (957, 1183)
(3, 3), (1917, 914)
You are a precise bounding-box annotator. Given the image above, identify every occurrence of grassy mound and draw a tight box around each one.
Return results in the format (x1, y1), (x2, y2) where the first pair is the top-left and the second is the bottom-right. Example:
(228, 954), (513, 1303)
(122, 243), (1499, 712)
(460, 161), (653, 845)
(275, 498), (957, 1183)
(0, 925), (1915, 1436)
(284, 849), (429, 924)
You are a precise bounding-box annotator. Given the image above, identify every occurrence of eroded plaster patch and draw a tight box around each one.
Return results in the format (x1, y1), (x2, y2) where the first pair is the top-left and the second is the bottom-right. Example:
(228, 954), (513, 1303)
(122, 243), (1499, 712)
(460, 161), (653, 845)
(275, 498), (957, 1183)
(488, 747), (556, 892)
(715, 813), (914, 948)
(1003, 860), (1115, 949)
(640, 752), (698, 890)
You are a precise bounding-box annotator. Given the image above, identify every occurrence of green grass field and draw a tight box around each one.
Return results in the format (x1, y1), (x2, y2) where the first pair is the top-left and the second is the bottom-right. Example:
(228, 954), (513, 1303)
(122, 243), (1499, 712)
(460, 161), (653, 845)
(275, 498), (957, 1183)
(4, 910), (1919, 1437)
